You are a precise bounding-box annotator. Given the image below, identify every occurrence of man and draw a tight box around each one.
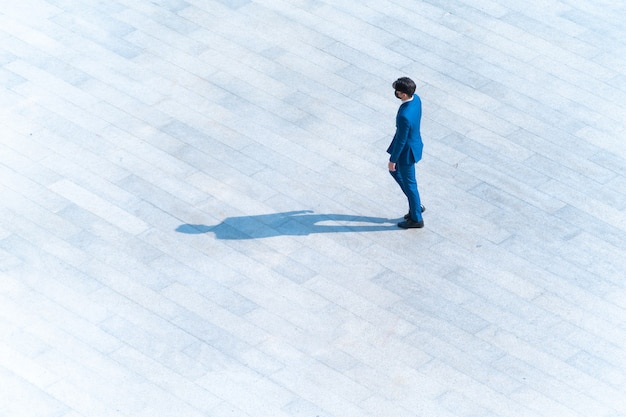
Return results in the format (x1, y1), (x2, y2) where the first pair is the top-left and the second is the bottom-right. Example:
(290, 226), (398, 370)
(387, 77), (425, 229)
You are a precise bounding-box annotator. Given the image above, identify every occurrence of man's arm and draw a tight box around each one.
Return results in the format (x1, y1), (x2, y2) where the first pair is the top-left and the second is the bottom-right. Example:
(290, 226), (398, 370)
(389, 114), (410, 165)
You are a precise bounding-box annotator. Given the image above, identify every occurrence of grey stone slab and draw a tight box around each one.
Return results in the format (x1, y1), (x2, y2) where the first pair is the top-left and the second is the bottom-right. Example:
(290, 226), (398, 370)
(0, 220), (88, 273)
(16, 105), (108, 154)
(119, 1), (199, 36)
(365, 394), (460, 417)
(159, 283), (269, 350)
(567, 350), (626, 388)
(551, 321), (626, 371)
(1, 187), (80, 241)
(526, 154), (626, 208)
(172, 138), (261, 180)
(492, 353), (610, 416)
(566, 231), (626, 285)
(282, 397), (335, 417)
(0, 44), (16, 66)
(482, 326), (626, 414)
(500, 235), (620, 298)
(0, 368), (69, 417)
(184, 171), (276, 214)
(552, 203), (626, 251)
(111, 345), (223, 412)
(538, 178), (626, 231)
(437, 390), (506, 417)
(528, 59), (624, 128)
(399, 292), (492, 335)
(482, 200), (581, 243)
(0, 67), (27, 88)
(57, 204), (158, 263)
(509, 129), (615, 184)
(37, 348), (208, 417)
(39, 155), (137, 208)
(590, 149), (626, 178)
(48, 179), (148, 235)
(4, 239), (101, 296)
(267, 370), (369, 417)
(45, 0), (125, 14)
(407, 326), (516, 390)
(99, 313), (193, 359)
(28, 130), (131, 183)
(501, 11), (595, 56)
(0, 248), (23, 273)
(399, 313), (504, 365)
(0, 145), (60, 187)
(51, 12), (143, 59)
(457, 157), (568, 213)
(347, 364), (448, 413)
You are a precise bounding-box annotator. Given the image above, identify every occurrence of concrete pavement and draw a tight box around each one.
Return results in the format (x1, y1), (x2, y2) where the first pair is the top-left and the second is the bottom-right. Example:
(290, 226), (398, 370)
(1, 1), (626, 416)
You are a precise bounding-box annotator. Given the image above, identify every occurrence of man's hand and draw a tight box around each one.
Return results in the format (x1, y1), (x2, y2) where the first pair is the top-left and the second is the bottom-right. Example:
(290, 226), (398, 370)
(388, 161), (396, 171)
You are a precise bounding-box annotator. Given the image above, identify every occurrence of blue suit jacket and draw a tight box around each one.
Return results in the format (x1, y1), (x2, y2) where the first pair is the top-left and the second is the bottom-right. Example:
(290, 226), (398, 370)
(387, 95), (423, 165)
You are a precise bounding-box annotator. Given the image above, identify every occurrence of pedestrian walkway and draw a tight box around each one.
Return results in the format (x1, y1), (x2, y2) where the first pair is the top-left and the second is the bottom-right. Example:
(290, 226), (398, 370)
(1, 1), (625, 416)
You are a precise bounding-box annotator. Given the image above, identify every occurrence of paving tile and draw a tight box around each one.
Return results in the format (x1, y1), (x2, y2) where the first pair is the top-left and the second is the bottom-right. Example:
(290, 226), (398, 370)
(51, 14), (142, 59)
(481, 326), (626, 414)
(48, 179), (148, 235)
(0, 367), (67, 417)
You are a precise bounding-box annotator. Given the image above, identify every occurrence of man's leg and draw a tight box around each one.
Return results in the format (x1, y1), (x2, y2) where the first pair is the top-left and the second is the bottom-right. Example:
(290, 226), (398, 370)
(389, 168), (409, 198)
(397, 163), (423, 222)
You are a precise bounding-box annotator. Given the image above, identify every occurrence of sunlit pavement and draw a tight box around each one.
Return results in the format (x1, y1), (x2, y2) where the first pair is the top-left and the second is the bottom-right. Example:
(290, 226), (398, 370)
(1, 1), (625, 416)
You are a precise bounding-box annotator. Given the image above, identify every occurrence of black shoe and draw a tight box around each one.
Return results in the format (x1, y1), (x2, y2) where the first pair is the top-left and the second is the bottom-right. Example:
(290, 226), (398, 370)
(404, 205), (426, 220)
(398, 219), (424, 229)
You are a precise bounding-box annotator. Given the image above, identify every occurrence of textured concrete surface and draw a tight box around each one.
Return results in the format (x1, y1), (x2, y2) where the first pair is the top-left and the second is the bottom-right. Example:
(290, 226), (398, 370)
(1, 1), (626, 416)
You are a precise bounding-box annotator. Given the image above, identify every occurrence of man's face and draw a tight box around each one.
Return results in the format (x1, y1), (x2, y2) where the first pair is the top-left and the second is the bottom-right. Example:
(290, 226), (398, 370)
(395, 90), (406, 100)
(394, 90), (402, 99)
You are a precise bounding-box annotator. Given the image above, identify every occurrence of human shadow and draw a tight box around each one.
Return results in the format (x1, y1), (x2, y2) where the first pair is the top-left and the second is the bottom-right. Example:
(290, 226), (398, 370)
(175, 210), (398, 240)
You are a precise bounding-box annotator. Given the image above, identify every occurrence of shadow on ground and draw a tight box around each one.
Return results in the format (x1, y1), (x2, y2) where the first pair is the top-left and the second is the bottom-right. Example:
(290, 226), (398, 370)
(176, 210), (399, 239)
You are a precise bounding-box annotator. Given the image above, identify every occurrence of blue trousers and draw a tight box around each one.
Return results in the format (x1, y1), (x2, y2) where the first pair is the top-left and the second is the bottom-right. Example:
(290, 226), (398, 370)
(390, 163), (423, 222)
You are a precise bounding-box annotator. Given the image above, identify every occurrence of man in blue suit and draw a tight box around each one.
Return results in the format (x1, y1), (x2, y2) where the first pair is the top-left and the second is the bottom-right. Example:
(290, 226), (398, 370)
(387, 77), (425, 229)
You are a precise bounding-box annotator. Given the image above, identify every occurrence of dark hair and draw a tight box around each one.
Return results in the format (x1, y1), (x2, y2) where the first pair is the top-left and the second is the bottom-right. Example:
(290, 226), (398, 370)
(392, 77), (416, 96)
